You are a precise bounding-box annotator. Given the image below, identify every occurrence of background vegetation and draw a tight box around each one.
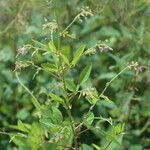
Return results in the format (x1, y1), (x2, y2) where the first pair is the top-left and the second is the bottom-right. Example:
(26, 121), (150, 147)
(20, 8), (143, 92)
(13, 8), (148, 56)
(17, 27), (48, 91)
(0, 0), (150, 150)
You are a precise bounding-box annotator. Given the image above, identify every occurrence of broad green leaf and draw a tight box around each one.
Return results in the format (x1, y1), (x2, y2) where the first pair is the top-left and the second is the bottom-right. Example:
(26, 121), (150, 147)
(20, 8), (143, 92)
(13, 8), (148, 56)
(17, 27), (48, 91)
(65, 79), (76, 92)
(71, 45), (85, 66)
(27, 123), (43, 150)
(48, 41), (56, 52)
(84, 112), (94, 128)
(41, 63), (58, 73)
(52, 107), (63, 123)
(105, 124), (124, 146)
(61, 45), (71, 59)
(40, 106), (63, 124)
(40, 106), (63, 134)
(11, 136), (29, 149)
(49, 93), (64, 104)
(78, 64), (92, 85)
(40, 119), (59, 132)
(85, 88), (99, 104)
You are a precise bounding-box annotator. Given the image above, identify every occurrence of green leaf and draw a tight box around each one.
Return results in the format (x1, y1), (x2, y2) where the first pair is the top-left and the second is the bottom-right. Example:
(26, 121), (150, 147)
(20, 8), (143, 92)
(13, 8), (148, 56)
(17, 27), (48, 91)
(71, 45), (85, 66)
(105, 123), (124, 147)
(40, 106), (63, 133)
(17, 120), (29, 133)
(99, 26), (120, 37)
(32, 39), (46, 48)
(113, 123), (125, 134)
(92, 144), (102, 150)
(41, 63), (58, 73)
(78, 64), (92, 85)
(40, 106), (63, 124)
(49, 93), (64, 104)
(100, 94), (111, 101)
(65, 79), (76, 93)
(61, 45), (71, 59)
(60, 53), (70, 66)
(85, 88), (99, 105)
(27, 123), (43, 150)
(52, 107), (63, 123)
(84, 112), (94, 128)
(82, 144), (93, 150)
(11, 135), (29, 149)
(40, 119), (59, 133)
(98, 116), (112, 125)
(48, 41), (56, 52)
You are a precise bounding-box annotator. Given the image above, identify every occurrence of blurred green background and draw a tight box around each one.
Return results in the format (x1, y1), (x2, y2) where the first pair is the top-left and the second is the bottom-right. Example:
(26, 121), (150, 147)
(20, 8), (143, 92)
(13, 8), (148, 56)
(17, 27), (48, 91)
(0, 0), (150, 149)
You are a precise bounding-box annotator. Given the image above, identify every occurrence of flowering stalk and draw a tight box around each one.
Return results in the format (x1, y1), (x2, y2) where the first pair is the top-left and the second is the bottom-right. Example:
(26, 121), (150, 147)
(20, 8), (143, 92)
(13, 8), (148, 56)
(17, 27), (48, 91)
(60, 7), (93, 37)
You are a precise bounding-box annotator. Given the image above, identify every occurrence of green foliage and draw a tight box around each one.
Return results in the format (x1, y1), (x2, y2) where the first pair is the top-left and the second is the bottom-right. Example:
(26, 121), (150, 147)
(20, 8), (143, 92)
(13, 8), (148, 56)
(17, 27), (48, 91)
(71, 45), (85, 66)
(49, 93), (65, 104)
(0, 0), (150, 150)
(84, 112), (94, 129)
(78, 64), (92, 85)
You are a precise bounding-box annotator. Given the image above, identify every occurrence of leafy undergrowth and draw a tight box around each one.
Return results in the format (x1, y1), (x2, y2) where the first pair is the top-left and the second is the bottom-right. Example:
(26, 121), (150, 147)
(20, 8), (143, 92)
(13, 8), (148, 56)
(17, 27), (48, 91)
(0, 0), (150, 150)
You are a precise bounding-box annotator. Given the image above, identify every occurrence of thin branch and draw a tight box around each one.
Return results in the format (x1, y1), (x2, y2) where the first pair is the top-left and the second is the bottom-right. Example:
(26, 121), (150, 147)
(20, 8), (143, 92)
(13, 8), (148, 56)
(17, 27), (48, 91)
(78, 63), (137, 130)
(60, 14), (80, 36)
(15, 72), (41, 110)
(103, 141), (112, 150)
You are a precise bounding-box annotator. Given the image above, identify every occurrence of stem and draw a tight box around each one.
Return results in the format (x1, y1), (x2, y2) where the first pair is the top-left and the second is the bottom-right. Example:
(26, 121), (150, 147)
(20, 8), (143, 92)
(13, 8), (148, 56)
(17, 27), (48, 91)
(99, 65), (131, 97)
(32, 63), (60, 80)
(15, 72), (41, 110)
(91, 64), (135, 112)
(0, 131), (27, 138)
(58, 56), (78, 149)
(60, 14), (80, 36)
(0, 130), (71, 149)
(50, 30), (54, 42)
(77, 128), (89, 136)
(78, 63), (136, 129)
(103, 141), (112, 150)
(61, 68), (78, 149)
